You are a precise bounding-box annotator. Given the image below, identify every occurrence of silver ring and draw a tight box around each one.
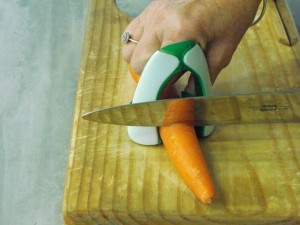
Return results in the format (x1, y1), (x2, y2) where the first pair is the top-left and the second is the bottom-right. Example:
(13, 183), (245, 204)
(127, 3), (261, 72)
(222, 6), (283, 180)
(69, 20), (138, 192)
(122, 32), (139, 44)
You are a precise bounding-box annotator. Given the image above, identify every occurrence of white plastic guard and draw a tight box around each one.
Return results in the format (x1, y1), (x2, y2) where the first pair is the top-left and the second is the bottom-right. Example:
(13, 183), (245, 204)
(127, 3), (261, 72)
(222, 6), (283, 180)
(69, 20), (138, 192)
(128, 43), (214, 145)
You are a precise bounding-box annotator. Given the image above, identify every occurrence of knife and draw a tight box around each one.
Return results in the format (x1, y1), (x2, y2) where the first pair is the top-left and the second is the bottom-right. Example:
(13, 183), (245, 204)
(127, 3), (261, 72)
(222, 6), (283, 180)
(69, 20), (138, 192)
(82, 89), (300, 126)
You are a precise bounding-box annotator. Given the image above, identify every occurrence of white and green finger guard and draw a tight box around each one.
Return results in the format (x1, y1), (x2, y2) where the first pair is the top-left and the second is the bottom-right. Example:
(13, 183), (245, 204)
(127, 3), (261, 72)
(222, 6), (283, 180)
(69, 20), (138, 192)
(128, 40), (215, 145)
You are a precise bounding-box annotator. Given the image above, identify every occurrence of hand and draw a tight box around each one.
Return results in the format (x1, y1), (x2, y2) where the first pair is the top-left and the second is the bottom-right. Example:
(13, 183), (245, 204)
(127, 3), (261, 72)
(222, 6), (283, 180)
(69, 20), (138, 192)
(122, 0), (261, 83)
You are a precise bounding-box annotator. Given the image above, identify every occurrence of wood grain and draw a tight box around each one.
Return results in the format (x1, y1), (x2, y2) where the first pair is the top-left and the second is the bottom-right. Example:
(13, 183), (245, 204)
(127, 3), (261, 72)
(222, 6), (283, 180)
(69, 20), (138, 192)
(63, 0), (300, 224)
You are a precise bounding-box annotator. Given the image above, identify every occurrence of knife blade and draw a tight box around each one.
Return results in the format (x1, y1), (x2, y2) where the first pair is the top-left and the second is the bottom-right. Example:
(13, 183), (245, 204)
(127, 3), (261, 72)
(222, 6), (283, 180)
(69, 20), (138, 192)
(82, 90), (300, 126)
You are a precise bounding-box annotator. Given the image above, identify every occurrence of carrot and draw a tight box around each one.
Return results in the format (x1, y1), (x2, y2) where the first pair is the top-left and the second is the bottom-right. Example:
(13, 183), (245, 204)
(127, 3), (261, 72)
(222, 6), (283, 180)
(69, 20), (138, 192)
(128, 65), (214, 203)
(159, 99), (215, 204)
(128, 65), (140, 83)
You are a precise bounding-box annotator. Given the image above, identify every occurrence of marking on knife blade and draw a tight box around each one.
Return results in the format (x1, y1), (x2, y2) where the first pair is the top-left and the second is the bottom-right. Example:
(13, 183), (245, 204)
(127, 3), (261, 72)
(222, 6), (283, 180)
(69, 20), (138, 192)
(247, 105), (290, 111)
(260, 104), (277, 111)
(259, 105), (291, 111)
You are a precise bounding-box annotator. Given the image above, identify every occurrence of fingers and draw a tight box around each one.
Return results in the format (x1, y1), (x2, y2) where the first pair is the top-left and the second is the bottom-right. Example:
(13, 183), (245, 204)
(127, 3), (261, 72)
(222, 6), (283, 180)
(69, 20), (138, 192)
(123, 20), (235, 85)
(122, 17), (144, 65)
(122, 19), (161, 74)
(121, 0), (255, 85)
(204, 40), (236, 84)
(129, 31), (161, 74)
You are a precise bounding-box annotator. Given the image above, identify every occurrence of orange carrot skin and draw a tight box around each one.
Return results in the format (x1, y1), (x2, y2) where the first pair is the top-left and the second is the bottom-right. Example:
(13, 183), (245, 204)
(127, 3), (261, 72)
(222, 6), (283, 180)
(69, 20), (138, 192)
(159, 99), (214, 204)
(159, 124), (215, 204)
(128, 65), (140, 83)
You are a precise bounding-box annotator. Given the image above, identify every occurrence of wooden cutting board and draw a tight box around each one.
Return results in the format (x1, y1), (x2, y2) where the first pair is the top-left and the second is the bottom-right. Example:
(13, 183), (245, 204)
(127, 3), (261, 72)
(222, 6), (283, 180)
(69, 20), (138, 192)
(63, 0), (300, 224)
